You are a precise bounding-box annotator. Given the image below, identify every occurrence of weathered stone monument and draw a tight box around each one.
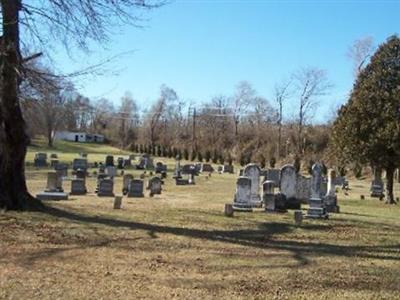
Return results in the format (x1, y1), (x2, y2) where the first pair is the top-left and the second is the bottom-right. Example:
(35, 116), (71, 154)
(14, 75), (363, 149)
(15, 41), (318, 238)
(233, 176), (252, 211)
(155, 162), (167, 174)
(324, 169), (340, 213)
(72, 158), (88, 172)
(265, 168), (280, 187)
(122, 174), (134, 195)
(70, 179), (87, 195)
(36, 172), (68, 200)
(243, 164), (262, 207)
(224, 203), (234, 217)
(105, 166), (117, 178)
(223, 164), (234, 174)
(137, 154), (154, 170)
(117, 157), (125, 169)
(173, 158), (182, 179)
(296, 175), (311, 204)
(45, 171), (63, 192)
(97, 179), (115, 197)
(105, 155), (114, 167)
(113, 196), (123, 209)
(263, 180), (275, 212)
(306, 163), (328, 219)
(280, 165), (300, 209)
(128, 179), (144, 197)
(34, 153), (48, 167)
(148, 177), (162, 197)
(294, 210), (303, 225)
(54, 163), (68, 178)
(201, 163), (214, 173)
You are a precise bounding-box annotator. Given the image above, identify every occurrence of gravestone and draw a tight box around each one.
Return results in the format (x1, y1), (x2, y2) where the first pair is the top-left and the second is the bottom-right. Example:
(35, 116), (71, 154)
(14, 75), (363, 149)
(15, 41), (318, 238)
(223, 165), (234, 174)
(128, 179), (144, 197)
(99, 164), (105, 174)
(137, 154), (154, 170)
(50, 159), (59, 167)
(55, 163), (68, 178)
(296, 175), (311, 204)
(243, 164), (262, 207)
(105, 155), (114, 167)
(105, 166), (117, 178)
(97, 179), (114, 197)
(233, 176), (252, 211)
(36, 171), (68, 200)
(113, 196), (123, 209)
(265, 169), (280, 187)
(280, 165), (300, 209)
(324, 169), (339, 213)
(173, 159), (182, 179)
(34, 153), (48, 167)
(263, 180), (276, 212)
(45, 171), (63, 192)
(155, 162), (167, 174)
(201, 163), (214, 173)
(238, 169), (244, 176)
(117, 157), (125, 169)
(50, 153), (58, 159)
(182, 164), (198, 177)
(122, 174), (134, 195)
(224, 204), (234, 217)
(72, 158), (88, 172)
(370, 168), (384, 199)
(217, 166), (223, 174)
(36, 192), (68, 201)
(148, 177), (162, 197)
(294, 210), (303, 226)
(124, 159), (131, 168)
(70, 179), (87, 195)
(306, 163), (328, 219)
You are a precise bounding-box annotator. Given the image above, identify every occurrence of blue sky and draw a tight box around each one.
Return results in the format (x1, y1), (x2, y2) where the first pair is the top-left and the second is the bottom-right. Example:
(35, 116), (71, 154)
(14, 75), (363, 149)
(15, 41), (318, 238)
(55, 0), (400, 122)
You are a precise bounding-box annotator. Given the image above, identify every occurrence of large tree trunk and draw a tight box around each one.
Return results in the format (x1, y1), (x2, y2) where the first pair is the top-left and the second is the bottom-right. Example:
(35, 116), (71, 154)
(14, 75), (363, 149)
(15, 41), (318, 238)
(0, 0), (40, 210)
(385, 166), (396, 204)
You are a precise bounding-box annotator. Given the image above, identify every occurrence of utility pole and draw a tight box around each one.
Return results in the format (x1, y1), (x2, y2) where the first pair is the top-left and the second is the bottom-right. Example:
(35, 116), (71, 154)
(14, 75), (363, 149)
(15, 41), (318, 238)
(192, 107), (197, 152)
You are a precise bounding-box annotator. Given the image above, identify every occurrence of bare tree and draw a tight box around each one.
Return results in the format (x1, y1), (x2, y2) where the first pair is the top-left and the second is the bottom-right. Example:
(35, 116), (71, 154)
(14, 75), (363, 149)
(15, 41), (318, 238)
(0, 0), (163, 210)
(231, 81), (255, 137)
(274, 78), (292, 158)
(347, 36), (375, 77)
(293, 67), (331, 154)
(118, 92), (138, 148)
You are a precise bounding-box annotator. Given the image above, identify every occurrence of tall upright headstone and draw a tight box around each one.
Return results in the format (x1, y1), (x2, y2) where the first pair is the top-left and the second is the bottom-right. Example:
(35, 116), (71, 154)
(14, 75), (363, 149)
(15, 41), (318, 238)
(233, 176), (252, 211)
(243, 164), (261, 207)
(370, 168), (384, 199)
(306, 163), (328, 219)
(45, 172), (63, 192)
(280, 165), (299, 209)
(122, 174), (134, 195)
(324, 169), (339, 213)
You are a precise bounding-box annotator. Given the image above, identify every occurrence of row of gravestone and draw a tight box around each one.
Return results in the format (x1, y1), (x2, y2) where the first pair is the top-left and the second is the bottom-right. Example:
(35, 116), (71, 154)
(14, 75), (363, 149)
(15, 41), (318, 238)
(36, 171), (163, 201)
(233, 163), (341, 218)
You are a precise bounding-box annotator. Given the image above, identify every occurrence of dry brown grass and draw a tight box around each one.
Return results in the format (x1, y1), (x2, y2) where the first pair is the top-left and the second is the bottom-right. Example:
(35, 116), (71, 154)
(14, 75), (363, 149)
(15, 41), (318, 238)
(1, 147), (400, 299)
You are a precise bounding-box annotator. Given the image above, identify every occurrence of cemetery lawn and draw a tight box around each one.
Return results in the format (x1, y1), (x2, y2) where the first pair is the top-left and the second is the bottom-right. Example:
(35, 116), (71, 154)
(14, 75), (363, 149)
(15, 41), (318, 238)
(1, 142), (399, 299)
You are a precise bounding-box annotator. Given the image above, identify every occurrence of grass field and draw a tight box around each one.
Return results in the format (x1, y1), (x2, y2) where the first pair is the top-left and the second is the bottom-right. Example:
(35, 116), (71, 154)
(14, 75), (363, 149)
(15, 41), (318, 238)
(1, 141), (400, 299)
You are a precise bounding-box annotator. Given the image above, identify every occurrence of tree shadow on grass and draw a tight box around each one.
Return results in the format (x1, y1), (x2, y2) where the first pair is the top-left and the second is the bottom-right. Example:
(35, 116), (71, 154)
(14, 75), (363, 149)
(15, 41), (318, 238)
(40, 205), (400, 268)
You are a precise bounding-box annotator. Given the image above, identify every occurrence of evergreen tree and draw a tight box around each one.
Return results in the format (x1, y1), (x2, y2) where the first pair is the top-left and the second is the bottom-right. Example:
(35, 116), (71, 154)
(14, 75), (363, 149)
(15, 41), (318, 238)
(332, 36), (400, 203)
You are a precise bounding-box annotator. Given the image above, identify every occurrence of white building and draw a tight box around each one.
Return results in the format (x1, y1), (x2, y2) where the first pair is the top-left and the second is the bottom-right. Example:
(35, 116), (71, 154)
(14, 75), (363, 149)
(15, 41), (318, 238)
(54, 131), (104, 143)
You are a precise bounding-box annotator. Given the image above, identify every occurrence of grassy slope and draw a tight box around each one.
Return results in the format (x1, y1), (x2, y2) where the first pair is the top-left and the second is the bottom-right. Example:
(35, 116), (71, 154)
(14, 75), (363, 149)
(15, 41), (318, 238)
(1, 141), (399, 299)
